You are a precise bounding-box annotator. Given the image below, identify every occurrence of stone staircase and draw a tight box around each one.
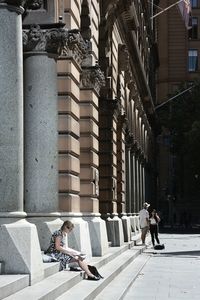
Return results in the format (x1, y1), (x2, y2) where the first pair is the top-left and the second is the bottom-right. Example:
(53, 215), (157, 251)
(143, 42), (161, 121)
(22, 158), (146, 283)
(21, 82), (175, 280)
(0, 236), (151, 300)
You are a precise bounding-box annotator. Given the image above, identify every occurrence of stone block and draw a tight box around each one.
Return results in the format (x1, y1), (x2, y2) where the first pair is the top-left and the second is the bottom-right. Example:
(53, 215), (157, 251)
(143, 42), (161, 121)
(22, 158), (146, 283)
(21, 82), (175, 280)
(57, 77), (79, 100)
(80, 197), (99, 213)
(27, 217), (63, 252)
(58, 115), (80, 136)
(80, 135), (99, 151)
(62, 217), (92, 260)
(0, 220), (44, 285)
(80, 90), (98, 105)
(59, 154), (80, 174)
(59, 174), (80, 193)
(80, 151), (99, 166)
(58, 96), (79, 117)
(121, 215), (131, 242)
(83, 216), (109, 256)
(106, 216), (124, 247)
(58, 135), (80, 154)
(57, 60), (80, 79)
(59, 193), (80, 212)
(80, 103), (98, 120)
(63, 12), (80, 30)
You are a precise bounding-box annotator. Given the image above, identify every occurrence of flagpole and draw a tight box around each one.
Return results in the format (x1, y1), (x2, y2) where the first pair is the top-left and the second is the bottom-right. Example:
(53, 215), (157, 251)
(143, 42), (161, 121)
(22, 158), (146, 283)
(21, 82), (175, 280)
(155, 85), (195, 110)
(151, 0), (183, 19)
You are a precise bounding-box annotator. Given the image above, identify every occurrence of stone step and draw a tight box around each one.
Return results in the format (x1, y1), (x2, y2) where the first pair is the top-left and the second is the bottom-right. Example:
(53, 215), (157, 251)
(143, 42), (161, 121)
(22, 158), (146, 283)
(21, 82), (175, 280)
(0, 275), (29, 300)
(3, 271), (83, 300)
(43, 262), (60, 278)
(95, 254), (150, 300)
(2, 243), (146, 300)
(55, 248), (142, 300)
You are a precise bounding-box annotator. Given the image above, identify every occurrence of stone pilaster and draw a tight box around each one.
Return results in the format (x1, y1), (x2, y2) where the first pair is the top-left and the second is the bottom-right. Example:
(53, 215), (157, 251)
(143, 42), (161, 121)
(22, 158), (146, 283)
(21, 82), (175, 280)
(58, 30), (96, 256)
(79, 63), (108, 255)
(0, 2), (44, 285)
(99, 98), (124, 246)
(23, 24), (67, 250)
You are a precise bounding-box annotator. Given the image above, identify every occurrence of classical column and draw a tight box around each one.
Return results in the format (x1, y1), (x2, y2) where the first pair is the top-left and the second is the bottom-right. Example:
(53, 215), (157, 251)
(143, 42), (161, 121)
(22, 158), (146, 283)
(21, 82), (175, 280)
(0, 1), (24, 219)
(23, 24), (67, 250)
(0, 0), (44, 285)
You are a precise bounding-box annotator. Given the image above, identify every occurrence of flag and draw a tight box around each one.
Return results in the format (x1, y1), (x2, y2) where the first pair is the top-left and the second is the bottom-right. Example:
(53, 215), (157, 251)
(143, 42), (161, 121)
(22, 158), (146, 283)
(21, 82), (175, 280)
(178, 0), (192, 29)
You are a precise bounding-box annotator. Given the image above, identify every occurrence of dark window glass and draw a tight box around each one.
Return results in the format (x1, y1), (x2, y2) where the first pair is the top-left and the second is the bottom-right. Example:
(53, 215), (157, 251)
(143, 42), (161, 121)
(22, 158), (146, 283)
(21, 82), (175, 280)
(191, 0), (198, 8)
(188, 17), (198, 39)
(188, 49), (198, 72)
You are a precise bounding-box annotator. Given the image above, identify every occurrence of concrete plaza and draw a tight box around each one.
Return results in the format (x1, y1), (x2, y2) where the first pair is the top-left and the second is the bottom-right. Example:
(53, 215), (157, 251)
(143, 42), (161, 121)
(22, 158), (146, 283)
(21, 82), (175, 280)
(124, 233), (200, 300)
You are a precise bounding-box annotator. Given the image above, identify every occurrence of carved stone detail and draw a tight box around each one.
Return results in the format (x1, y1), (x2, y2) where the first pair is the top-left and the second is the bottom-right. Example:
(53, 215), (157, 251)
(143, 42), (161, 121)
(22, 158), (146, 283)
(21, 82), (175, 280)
(23, 24), (68, 57)
(1, 0), (42, 9)
(61, 29), (88, 65)
(80, 64), (105, 94)
(118, 44), (129, 72)
(100, 97), (121, 118)
(125, 130), (134, 148)
(118, 113), (128, 130)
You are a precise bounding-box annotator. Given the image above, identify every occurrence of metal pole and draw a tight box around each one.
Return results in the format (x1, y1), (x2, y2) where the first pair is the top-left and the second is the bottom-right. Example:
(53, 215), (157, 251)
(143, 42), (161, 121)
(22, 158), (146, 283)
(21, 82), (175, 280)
(151, 0), (183, 19)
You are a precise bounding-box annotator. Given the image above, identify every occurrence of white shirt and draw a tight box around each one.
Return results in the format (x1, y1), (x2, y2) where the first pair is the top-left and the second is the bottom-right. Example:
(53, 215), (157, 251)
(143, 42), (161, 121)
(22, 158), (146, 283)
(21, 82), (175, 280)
(149, 217), (157, 225)
(139, 208), (149, 228)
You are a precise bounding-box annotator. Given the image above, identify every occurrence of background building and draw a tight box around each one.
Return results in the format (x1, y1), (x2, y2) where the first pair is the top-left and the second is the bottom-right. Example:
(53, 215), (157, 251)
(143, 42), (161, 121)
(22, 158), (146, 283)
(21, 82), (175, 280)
(156, 0), (200, 227)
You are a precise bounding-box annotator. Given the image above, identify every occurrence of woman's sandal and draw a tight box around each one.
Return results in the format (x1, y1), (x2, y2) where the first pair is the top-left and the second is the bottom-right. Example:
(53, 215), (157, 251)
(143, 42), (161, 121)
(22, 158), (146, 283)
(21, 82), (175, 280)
(87, 275), (100, 281)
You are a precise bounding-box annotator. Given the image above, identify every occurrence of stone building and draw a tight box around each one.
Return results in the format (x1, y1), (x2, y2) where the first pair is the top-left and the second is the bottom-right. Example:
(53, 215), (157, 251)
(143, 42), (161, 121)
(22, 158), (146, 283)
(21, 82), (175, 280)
(0, 0), (158, 284)
(156, 0), (200, 225)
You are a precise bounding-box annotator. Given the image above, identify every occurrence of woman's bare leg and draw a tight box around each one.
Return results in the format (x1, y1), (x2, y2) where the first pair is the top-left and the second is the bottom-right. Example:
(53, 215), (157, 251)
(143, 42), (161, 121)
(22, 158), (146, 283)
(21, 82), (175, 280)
(70, 257), (95, 277)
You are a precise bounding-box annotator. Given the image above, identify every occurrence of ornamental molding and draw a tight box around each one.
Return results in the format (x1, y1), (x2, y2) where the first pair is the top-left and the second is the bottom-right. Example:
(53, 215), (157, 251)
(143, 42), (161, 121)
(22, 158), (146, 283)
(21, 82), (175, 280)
(118, 44), (129, 73)
(61, 29), (88, 66)
(1, 0), (42, 9)
(80, 64), (105, 95)
(100, 97), (121, 117)
(23, 24), (68, 57)
(125, 130), (134, 148)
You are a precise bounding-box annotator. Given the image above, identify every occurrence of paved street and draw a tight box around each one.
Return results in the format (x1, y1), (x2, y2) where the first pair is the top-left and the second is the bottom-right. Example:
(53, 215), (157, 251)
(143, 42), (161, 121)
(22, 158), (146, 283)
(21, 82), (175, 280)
(124, 233), (200, 300)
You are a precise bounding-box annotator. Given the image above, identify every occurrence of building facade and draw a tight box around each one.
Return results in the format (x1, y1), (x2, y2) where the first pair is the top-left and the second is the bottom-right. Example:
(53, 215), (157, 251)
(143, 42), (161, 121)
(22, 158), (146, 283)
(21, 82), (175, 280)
(156, 0), (200, 226)
(0, 0), (157, 283)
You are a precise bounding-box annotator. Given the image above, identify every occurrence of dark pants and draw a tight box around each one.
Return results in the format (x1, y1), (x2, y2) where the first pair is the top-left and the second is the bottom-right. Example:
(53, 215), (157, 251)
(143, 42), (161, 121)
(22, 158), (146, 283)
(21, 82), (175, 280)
(150, 224), (160, 246)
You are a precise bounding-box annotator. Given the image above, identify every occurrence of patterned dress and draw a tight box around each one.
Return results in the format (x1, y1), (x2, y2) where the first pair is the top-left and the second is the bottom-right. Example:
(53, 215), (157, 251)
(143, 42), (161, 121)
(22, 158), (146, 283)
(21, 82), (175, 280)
(46, 230), (73, 270)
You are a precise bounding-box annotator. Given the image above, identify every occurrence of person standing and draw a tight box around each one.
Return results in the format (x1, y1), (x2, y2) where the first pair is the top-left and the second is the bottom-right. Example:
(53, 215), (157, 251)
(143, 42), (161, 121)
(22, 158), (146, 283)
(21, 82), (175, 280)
(139, 202), (150, 245)
(149, 209), (160, 247)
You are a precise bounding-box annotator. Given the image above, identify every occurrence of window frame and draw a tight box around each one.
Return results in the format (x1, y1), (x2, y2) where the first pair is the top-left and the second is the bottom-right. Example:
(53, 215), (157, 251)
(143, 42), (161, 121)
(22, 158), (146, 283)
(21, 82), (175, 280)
(188, 49), (198, 72)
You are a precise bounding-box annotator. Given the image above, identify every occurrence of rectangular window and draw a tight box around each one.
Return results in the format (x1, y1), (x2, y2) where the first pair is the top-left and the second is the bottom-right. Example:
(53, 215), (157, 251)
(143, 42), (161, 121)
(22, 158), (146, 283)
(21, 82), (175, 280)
(189, 17), (198, 39)
(188, 49), (198, 72)
(191, 0), (198, 8)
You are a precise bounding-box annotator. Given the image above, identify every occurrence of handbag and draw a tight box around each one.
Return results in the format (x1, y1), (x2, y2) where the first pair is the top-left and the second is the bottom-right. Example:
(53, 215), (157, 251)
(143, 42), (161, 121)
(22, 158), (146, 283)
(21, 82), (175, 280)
(88, 265), (104, 279)
(154, 244), (165, 250)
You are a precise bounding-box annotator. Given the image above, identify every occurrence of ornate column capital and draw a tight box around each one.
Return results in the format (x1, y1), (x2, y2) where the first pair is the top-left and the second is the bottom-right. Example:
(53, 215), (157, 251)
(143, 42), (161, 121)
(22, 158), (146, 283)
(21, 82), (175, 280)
(23, 24), (68, 57)
(80, 64), (105, 94)
(1, 0), (42, 8)
(61, 29), (88, 66)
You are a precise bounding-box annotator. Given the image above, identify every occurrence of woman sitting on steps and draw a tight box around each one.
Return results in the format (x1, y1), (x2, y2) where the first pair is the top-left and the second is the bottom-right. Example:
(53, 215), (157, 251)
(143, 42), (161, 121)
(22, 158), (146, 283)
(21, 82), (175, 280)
(46, 220), (100, 280)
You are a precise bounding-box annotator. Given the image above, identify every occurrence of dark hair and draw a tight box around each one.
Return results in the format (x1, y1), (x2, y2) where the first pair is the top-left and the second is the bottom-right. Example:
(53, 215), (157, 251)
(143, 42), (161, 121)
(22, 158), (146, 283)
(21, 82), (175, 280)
(151, 209), (158, 223)
(61, 220), (74, 231)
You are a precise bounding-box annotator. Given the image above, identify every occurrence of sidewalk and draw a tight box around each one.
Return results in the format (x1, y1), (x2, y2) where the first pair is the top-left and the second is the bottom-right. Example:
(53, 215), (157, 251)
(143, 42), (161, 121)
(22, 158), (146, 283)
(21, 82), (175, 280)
(124, 233), (200, 300)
